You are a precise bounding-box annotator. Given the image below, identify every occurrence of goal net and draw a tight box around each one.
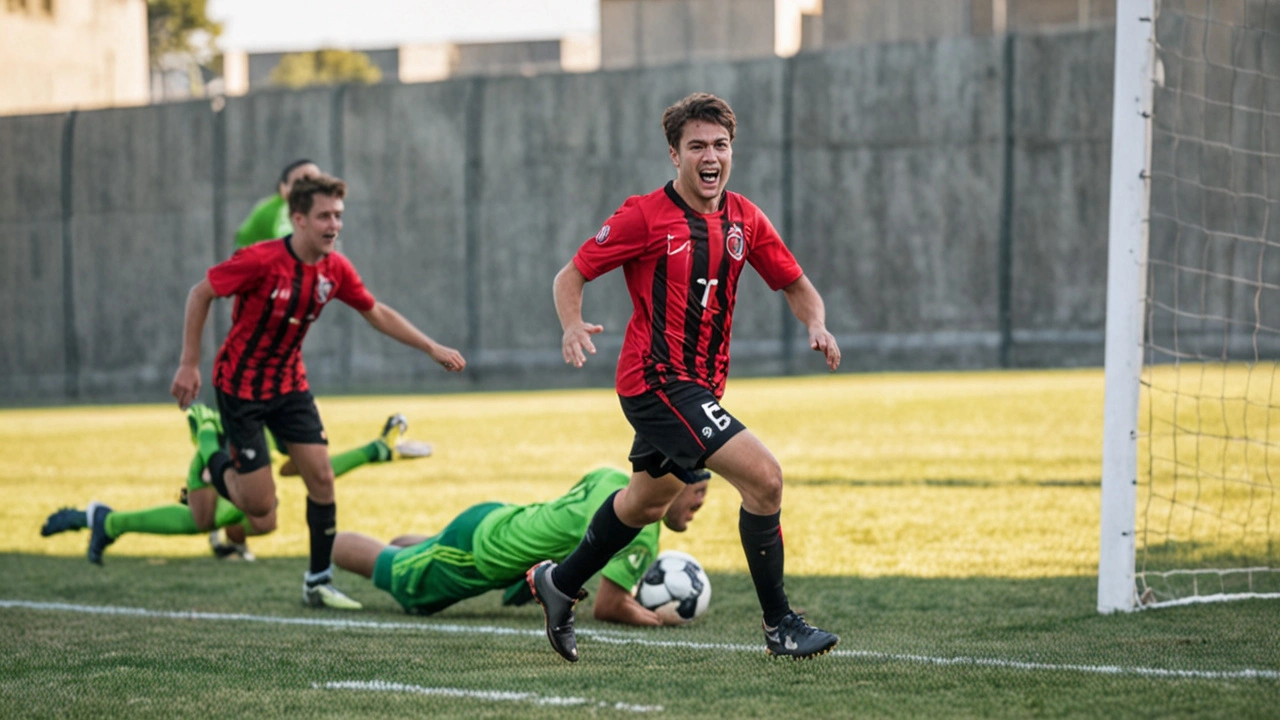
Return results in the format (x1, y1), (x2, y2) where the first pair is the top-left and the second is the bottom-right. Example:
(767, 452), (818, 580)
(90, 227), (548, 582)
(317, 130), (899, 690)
(1100, 0), (1280, 612)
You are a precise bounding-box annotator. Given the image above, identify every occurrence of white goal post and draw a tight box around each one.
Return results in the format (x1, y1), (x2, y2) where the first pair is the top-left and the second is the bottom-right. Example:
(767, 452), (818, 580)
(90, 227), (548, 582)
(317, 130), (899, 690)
(1100, 0), (1280, 612)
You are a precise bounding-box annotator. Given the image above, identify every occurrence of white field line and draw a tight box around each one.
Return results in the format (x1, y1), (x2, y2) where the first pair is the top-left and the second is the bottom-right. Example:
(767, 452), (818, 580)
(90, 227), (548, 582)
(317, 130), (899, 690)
(2, 599), (1277, 681)
(314, 680), (663, 713)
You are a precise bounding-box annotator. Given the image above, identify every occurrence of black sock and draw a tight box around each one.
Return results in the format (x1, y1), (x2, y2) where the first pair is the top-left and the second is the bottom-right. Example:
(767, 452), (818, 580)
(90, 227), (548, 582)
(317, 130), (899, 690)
(207, 451), (233, 502)
(740, 507), (791, 627)
(306, 498), (337, 577)
(552, 490), (641, 596)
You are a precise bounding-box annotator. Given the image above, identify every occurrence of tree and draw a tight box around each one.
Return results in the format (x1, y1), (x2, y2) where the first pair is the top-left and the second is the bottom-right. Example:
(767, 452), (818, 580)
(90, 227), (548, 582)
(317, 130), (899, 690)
(148, 0), (223, 97)
(268, 50), (384, 89)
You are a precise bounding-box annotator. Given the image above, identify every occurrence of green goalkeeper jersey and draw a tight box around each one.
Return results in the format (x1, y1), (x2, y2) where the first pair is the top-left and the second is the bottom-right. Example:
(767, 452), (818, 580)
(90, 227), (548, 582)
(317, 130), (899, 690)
(234, 194), (292, 248)
(472, 467), (659, 592)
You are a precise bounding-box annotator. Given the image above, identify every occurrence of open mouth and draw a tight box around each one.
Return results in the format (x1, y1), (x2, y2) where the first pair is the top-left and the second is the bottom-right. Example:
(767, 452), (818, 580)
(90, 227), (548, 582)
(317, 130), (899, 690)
(698, 168), (720, 187)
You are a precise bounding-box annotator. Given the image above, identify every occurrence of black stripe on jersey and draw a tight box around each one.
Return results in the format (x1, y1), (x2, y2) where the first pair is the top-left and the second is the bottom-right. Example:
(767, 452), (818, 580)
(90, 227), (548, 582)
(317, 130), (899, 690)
(704, 209), (734, 386)
(249, 262), (305, 398)
(683, 212), (711, 379)
(645, 252), (671, 390)
(273, 279), (319, 397)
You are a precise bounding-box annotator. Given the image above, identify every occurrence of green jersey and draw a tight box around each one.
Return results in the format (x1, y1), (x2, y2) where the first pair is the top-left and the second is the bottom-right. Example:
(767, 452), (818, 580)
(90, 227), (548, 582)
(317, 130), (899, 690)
(473, 467), (658, 593)
(234, 194), (292, 248)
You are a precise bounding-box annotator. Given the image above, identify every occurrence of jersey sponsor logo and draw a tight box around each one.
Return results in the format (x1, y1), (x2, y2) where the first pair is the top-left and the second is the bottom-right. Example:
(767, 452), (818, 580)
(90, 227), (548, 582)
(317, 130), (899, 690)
(595, 224), (611, 244)
(316, 274), (334, 304)
(271, 287), (292, 300)
(726, 223), (745, 261)
(667, 234), (690, 255)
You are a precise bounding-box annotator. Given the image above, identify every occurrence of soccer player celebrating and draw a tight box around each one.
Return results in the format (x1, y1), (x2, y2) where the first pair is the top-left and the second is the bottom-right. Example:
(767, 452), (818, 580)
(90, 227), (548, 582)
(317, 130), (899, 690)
(170, 173), (466, 609)
(529, 92), (841, 661)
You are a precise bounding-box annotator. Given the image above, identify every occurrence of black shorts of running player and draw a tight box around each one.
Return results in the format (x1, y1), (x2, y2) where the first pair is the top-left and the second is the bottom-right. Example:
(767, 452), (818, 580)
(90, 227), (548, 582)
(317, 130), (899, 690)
(619, 380), (746, 484)
(215, 389), (327, 474)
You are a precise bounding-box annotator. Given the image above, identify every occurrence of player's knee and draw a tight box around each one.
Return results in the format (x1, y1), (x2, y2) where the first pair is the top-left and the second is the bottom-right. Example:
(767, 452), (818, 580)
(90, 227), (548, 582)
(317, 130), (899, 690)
(743, 462), (783, 511)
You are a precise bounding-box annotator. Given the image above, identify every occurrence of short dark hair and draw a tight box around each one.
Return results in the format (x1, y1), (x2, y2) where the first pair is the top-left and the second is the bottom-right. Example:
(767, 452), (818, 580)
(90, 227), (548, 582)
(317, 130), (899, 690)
(662, 93), (736, 149)
(279, 158), (316, 185)
(288, 174), (347, 216)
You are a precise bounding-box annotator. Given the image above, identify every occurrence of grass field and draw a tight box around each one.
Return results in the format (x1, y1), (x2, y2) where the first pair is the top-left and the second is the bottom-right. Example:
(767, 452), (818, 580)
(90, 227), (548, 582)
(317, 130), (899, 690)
(2, 369), (1278, 718)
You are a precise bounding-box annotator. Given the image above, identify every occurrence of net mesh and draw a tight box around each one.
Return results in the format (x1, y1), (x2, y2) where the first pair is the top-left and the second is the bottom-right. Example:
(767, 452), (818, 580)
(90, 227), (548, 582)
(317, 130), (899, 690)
(1138, 0), (1280, 605)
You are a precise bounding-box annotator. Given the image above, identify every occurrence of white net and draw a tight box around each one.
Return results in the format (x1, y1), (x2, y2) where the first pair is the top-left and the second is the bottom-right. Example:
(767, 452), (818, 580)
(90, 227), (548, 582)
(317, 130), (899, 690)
(1137, 0), (1280, 606)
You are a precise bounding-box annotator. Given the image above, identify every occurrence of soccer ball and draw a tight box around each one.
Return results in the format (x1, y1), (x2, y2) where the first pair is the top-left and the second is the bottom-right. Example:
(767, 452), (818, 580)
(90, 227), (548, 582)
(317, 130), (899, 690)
(635, 550), (711, 625)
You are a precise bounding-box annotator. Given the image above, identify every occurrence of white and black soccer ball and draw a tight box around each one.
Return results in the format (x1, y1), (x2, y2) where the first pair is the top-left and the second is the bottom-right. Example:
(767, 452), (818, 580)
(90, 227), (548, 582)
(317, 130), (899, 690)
(635, 550), (711, 625)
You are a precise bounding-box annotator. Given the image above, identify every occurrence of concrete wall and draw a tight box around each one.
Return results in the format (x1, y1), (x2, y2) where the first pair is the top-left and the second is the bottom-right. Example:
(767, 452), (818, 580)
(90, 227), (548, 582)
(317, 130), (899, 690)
(0, 0), (150, 117)
(0, 28), (1139, 404)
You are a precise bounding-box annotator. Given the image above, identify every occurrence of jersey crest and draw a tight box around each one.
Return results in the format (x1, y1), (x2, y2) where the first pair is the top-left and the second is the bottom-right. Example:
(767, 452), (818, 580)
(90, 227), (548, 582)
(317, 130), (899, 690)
(726, 222), (745, 261)
(316, 274), (334, 304)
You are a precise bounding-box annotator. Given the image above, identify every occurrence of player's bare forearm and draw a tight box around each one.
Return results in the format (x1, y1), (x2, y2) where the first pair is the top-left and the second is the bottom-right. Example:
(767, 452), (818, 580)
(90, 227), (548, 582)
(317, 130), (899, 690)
(782, 275), (841, 371)
(171, 279), (216, 408)
(553, 261), (602, 367)
(360, 302), (466, 372)
(592, 577), (664, 626)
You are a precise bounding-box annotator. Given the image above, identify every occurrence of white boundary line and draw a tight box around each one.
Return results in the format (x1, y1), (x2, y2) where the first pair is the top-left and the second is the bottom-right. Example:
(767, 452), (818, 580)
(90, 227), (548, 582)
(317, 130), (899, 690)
(314, 680), (663, 713)
(3, 599), (1276, 681)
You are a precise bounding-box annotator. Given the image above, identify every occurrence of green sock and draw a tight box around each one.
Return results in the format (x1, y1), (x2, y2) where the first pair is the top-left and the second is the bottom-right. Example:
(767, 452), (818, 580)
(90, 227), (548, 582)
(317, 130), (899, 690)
(186, 452), (205, 488)
(331, 439), (391, 478)
(213, 498), (246, 529)
(196, 422), (221, 466)
(104, 504), (200, 539)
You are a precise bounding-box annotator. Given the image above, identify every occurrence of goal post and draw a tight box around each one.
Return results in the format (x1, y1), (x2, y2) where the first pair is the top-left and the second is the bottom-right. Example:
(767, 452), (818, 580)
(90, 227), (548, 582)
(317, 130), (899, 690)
(1100, 0), (1280, 612)
(1099, 0), (1156, 614)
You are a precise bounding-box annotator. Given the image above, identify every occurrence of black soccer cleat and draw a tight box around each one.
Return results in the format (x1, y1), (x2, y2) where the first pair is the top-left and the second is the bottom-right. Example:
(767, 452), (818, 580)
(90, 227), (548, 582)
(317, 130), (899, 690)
(85, 501), (115, 565)
(527, 561), (586, 663)
(41, 507), (88, 537)
(763, 612), (839, 659)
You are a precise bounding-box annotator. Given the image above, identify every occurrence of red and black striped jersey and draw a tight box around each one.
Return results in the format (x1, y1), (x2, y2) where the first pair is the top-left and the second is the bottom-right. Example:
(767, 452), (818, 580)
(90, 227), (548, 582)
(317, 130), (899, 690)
(209, 237), (376, 400)
(573, 182), (803, 399)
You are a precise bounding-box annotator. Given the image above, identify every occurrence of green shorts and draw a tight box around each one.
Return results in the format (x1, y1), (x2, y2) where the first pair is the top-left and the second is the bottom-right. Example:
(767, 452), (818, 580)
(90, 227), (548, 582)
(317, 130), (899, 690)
(373, 502), (506, 615)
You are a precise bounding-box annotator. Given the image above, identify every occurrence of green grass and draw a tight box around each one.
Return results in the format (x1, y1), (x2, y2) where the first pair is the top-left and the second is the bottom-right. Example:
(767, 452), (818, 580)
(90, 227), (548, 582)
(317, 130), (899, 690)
(2, 369), (1278, 718)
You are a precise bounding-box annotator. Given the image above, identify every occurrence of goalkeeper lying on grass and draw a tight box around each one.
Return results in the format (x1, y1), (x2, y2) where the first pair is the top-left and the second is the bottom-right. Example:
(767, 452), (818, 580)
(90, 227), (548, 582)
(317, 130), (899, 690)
(40, 404), (432, 564)
(330, 466), (708, 626)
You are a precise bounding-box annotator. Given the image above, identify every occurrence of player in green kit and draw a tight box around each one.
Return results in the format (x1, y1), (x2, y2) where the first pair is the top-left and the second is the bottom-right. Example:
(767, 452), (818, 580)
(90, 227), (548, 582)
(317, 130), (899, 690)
(234, 159), (320, 249)
(330, 467), (709, 626)
(40, 404), (430, 564)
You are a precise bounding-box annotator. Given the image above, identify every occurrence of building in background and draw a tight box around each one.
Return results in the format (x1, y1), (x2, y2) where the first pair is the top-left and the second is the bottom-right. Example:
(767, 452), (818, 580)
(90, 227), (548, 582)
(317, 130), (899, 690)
(1, 0), (1119, 117)
(0, 0), (149, 116)
(804, 0), (1117, 50)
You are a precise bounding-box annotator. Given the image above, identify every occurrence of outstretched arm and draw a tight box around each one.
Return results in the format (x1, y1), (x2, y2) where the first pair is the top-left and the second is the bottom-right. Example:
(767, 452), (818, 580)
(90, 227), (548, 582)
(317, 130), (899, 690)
(359, 302), (466, 372)
(593, 577), (667, 626)
(170, 279), (218, 409)
(782, 274), (841, 371)
(553, 261), (603, 368)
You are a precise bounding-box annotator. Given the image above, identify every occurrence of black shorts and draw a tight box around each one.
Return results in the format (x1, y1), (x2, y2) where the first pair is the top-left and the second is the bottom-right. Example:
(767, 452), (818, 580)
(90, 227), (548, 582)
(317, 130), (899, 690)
(215, 389), (327, 474)
(619, 381), (746, 484)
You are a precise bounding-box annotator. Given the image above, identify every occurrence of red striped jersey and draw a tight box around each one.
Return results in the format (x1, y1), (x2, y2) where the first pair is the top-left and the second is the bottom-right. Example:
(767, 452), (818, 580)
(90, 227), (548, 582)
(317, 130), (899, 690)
(208, 237), (376, 400)
(573, 182), (803, 399)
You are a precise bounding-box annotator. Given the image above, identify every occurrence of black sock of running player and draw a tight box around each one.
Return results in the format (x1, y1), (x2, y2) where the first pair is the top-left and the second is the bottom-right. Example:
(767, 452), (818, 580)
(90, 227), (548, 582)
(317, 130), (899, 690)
(552, 490), (640, 596)
(207, 451), (233, 502)
(305, 498), (337, 578)
(740, 507), (791, 627)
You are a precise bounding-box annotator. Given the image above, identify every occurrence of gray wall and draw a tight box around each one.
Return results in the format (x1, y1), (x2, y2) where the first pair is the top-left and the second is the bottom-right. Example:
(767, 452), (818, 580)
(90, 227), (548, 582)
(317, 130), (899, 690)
(0, 29), (1120, 405)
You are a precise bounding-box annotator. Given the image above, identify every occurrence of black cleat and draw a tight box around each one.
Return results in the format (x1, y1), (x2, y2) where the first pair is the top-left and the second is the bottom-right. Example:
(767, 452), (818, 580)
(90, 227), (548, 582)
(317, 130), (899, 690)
(527, 561), (586, 662)
(764, 612), (839, 659)
(41, 507), (88, 537)
(86, 501), (115, 565)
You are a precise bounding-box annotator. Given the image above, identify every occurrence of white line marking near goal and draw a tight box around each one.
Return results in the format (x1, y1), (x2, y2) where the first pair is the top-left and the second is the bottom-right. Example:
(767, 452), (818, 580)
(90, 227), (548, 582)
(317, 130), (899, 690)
(314, 680), (663, 713)
(2, 599), (1276, 681)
